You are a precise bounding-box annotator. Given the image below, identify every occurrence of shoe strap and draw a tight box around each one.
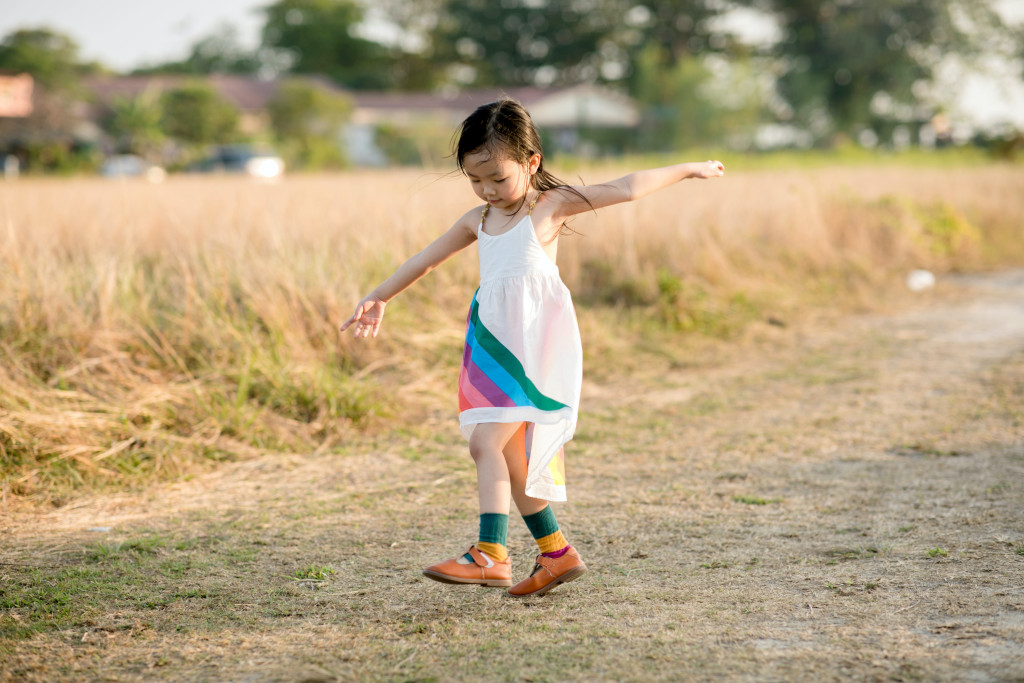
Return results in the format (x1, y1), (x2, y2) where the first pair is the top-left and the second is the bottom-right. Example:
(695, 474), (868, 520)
(467, 546), (491, 567)
(529, 555), (556, 576)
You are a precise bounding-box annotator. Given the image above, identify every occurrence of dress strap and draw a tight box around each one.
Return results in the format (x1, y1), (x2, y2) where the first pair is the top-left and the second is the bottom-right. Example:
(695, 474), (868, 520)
(528, 192), (541, 215)
(479, 204), (490, 233)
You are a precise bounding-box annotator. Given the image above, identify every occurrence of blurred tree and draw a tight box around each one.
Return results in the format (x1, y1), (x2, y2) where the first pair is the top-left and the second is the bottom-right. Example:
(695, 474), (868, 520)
(363, 0), (447, 90)
(631, 43), (765, 150)
(628, 0), (736, 63)
(620, 1), (755, 149)
(632, 45), (720, 149)
(0, 28), (96, 91)
(107, 91), (165, 156)
(430, 0), (624, 86)
(756, 0), (1007, 145)
(160, 82), (240, 146)
(260, 0), (388, 88)
(423, 0), (735, 88)
(133, 25), (261, 75)
(267, 79), (351, 168)
(0, 28), (104, 172)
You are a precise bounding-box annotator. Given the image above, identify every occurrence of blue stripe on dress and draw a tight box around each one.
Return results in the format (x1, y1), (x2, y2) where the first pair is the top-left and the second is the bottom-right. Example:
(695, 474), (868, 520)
(466, 330), (535, 408)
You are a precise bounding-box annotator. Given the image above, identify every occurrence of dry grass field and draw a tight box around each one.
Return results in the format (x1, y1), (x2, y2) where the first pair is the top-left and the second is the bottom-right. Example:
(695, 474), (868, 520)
(1, 162), (1023, 681)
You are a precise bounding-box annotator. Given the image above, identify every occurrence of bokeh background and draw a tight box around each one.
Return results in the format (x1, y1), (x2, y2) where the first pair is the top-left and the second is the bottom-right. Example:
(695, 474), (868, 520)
(1, 0), (1023, 173)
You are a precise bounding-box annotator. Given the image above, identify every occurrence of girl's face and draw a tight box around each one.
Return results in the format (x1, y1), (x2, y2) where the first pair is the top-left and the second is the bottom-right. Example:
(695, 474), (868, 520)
(463, 148), (541, 213)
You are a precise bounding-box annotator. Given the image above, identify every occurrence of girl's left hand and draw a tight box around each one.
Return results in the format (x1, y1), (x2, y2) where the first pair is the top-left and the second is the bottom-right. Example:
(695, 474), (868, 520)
(693, 160), (725, 179)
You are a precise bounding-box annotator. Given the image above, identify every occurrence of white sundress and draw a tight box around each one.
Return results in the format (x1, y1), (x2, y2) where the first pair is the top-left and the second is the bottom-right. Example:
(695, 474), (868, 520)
(457, 198), (583, 502)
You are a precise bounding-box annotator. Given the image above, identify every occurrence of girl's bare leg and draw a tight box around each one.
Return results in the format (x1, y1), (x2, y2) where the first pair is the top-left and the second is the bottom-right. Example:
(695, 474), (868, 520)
(467, 422), (524, 514)
(422, 422), (522, 585)
(503, 423), (549, 517)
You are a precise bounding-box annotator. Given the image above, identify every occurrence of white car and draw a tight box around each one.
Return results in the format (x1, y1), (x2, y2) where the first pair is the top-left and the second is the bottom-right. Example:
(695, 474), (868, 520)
(188, 146), (285, 180)
(100, 154), (166, 183)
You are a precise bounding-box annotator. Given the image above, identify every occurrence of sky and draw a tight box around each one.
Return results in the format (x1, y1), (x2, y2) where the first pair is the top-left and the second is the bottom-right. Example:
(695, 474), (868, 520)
(2, 0), (1023, 131)
(1, 0), (268, 70)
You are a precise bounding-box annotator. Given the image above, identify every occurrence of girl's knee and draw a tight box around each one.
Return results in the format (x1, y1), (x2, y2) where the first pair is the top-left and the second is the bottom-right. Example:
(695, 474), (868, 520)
(468, 434), (493, 463)
(469, 423), (522, 463)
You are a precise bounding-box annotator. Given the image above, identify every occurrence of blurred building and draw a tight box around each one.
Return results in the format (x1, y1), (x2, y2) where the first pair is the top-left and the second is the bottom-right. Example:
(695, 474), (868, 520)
(0, 72), (33, 117)
(0, 71), (34, 177)
(348, 85), (641, 165)
(86, 74), (337, 137)
(84, 75), (641, 166)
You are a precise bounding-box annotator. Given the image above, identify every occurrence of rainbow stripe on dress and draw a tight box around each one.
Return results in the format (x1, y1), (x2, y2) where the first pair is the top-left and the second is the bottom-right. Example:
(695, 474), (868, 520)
(458, 293), (569, 414)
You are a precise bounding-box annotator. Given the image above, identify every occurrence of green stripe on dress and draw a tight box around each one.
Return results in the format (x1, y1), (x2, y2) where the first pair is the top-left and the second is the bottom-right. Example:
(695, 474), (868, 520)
(469, 300), (567, 412)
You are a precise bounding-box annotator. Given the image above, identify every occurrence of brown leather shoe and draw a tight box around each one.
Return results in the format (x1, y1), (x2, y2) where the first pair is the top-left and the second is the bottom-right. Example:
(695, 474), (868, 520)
(422, 546), (512, 587)
(507, 546), (587, 597)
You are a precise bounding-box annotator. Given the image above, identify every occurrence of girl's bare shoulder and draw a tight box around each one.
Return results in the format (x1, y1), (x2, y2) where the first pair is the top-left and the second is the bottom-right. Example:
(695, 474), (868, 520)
(537, 185), (594, 221)
(451, 204), (488, 238)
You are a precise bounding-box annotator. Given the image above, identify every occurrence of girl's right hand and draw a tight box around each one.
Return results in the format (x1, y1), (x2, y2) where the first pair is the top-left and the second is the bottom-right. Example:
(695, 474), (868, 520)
(340, 295), (387, 339)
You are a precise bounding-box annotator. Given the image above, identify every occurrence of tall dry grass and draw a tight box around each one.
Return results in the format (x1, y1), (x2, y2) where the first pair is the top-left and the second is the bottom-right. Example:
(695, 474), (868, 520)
(1, 164), (1022, 499)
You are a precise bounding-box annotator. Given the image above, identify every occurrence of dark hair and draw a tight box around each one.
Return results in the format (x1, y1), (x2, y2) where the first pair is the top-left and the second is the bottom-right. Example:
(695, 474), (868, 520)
(454, 98), (591, 228)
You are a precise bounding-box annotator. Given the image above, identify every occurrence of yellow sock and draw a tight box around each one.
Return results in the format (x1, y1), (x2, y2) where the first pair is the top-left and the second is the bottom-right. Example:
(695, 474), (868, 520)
(523, 507), (569, 555)
(476, 541), (508, 562)
(535, 530), (568, 555)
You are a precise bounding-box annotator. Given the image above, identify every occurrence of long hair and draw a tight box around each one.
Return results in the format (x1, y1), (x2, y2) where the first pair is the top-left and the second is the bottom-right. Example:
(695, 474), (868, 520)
(453, 98), (591, 230)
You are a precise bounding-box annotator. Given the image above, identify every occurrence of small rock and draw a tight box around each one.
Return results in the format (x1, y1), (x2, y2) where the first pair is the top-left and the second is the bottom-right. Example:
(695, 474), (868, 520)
(906, 269), (936, 292)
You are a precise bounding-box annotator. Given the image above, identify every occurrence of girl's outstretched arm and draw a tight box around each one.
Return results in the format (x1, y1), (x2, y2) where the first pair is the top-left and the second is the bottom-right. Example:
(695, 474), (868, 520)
(553, 160), (725, 219)
(340, 210), (478, 338)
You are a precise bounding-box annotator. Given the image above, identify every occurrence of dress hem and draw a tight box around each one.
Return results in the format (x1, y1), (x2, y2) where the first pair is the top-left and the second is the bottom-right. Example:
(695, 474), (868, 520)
(525, 482), (567, 502)
(459, 406), (574, 432)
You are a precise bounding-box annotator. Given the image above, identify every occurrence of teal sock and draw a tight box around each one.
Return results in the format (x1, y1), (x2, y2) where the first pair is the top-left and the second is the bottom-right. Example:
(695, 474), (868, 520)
(465, 513), (508, 562)
(522, 506), (568, 555)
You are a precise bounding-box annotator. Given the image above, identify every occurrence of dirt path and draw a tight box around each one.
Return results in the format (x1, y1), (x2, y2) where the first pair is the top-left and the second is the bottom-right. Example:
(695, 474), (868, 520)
(2, 271), (1023, 682)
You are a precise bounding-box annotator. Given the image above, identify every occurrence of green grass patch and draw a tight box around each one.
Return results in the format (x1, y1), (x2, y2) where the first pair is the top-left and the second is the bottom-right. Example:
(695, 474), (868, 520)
(293, 565), (335, 581)
(0, 524), (327, 642)
(732, 495), (783, 506)
(823, 547), (881, 564)
(700, 561), (731, 569)
(575, 266), (762, 339)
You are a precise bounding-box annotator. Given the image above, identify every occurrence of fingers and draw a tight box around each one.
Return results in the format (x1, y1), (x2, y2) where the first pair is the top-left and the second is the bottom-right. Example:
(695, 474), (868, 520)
(349, 318), (377, 338)
(340, 306), (383, 339)
(357, 317), (379, 338)
(338, 314), (358, 333)
(339, 302), (366, 333)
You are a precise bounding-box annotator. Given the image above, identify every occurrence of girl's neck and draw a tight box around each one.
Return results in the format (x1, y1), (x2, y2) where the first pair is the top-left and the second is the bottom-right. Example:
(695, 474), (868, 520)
(497, 190), (539, 218)
(482, 191), (540, 234)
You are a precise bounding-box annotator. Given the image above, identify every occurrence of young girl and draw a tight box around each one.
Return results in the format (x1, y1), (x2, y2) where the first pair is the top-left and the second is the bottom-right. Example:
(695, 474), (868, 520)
(341, 99), (724, 597)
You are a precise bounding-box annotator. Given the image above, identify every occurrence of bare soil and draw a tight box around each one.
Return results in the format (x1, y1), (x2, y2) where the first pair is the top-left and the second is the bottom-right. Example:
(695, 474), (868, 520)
(2, 270), (1023, 682)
